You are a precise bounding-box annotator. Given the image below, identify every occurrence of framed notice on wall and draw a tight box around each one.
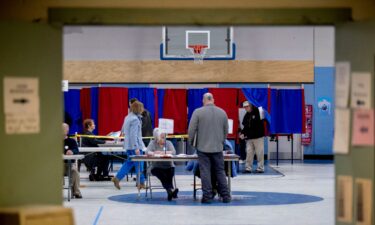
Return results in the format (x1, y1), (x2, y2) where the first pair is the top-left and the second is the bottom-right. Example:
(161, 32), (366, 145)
(355, 178), (372, 225)
(337, 175), (353, 223)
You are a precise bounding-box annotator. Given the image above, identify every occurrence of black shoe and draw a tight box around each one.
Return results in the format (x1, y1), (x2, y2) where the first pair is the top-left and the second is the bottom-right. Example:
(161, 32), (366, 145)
(222, 197), (231, 203)
(74, 193), (82, 199)
(243, 170), (252, 174)
(101, 176), (112, 181)
(172, 188), (179, 199)
(167, 189), (173, 201)
(95, 175), (104, 181)
(89, 174), (95, 181)
(255, 170), (264, 173)
(201, 198), (212, 204)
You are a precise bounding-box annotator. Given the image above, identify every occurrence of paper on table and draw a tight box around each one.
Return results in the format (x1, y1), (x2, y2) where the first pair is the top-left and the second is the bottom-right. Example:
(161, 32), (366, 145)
(335, 62), (351, 108)
(333, 108), (351, 154)
(352, 109), (374, 146)
(351, 72), (372, 109)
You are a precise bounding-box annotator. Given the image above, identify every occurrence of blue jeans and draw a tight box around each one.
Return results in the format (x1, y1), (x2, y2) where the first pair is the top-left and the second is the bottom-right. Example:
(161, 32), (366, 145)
(116, 149), (145, 184)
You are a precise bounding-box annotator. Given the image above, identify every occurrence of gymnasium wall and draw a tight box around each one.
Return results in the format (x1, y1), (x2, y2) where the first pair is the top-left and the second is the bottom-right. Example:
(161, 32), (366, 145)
(63, 26), (335, 155)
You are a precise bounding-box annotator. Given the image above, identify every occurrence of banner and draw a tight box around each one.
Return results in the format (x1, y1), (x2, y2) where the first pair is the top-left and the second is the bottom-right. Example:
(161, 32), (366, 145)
(301, 105), (313, 145)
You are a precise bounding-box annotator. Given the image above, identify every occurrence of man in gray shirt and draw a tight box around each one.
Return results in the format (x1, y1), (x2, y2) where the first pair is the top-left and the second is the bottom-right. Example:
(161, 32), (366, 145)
(188, 93), (231, 203)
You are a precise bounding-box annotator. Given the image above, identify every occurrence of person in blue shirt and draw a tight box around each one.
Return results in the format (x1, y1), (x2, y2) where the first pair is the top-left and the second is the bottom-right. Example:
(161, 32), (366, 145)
(112, 101), (146, 190)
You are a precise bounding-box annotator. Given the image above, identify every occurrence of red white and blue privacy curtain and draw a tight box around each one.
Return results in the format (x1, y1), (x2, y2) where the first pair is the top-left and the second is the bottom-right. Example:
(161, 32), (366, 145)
(128, 88), (157, 128)
(158, 89), (187, 134)
(65, 87), (305, 136)
(208, 88), (239, 139)
(98, 87), (128, 135)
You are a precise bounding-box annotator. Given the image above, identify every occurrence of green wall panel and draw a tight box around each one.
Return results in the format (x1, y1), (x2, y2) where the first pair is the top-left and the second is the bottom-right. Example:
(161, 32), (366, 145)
(0, 22), (63, 206)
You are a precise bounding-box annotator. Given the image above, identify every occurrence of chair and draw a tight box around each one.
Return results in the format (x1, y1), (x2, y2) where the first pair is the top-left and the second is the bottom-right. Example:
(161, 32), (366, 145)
(145, 162), (177, 199)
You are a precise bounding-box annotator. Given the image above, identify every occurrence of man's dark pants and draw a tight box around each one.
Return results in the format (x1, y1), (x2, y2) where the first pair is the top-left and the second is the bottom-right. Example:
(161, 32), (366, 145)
(197, 150), (230, 200)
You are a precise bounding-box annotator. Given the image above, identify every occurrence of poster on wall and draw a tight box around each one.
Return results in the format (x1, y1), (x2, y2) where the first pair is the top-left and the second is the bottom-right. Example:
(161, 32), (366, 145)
(62, 80), (69, 92)
(351, 109), (374, 146)
(335, 62), (351, 108)
(355, 178), (373, 225)
(301, 105), (313, 145)
(317, 97), (332, 115)
(351, 72), (372, 109)
(3, 77), (40, 134)
(333, 108), (351, 154)
(337, 175), (353, 223)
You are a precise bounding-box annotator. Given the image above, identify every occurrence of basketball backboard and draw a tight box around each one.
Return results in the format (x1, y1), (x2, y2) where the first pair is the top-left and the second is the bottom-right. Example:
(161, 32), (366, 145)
(160, 26), (235, 60)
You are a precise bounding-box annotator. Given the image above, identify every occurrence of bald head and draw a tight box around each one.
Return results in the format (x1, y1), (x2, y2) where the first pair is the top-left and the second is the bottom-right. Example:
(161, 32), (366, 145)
(203, 92), (214, 106)
(63, 123), (69, 136)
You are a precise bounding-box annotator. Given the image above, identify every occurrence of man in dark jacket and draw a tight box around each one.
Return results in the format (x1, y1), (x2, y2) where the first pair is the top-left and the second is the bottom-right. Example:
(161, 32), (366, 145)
(240, 101), (265, 173)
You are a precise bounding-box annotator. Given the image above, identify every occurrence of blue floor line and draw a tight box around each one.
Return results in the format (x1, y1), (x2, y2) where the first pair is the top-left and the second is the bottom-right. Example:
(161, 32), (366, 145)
(93, 206), (103, 225)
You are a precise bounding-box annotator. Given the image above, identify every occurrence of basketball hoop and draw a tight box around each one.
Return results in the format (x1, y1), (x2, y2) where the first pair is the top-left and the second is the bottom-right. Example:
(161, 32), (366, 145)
(188, 45), (208, 64)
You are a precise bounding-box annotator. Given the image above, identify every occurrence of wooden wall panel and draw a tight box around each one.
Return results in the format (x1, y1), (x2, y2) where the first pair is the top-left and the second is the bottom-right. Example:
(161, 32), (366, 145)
(64, 60), (314, 83)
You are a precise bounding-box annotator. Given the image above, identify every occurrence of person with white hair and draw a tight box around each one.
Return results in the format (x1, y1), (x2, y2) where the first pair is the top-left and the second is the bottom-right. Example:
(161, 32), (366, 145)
(188, 92), (231, 204)
(146, 128), (178, 201)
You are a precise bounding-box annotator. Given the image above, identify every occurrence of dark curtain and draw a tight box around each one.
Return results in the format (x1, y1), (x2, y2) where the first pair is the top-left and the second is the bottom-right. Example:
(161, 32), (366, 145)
(98, 87), (128, 135)
(208, 88), (238, 139)
(128, 88), (156, 127)
(80, 88), (91, 125)
(187, 88), (208, 124)
(162, 89), (187, 134)
(270, 89), (305, 134)
(91, 87), (99, 135)
(64, 89), (82, 135)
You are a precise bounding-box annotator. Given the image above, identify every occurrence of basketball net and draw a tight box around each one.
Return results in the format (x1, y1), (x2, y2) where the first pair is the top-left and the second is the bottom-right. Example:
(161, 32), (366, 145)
(189, 45), (208, 64)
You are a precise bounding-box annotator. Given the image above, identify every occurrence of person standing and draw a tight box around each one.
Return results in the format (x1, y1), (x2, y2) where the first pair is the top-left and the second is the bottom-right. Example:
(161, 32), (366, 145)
(112, 101), (146, 190)
(240, 101), (265, 173)
(63, 123), (82, 198)
(188, 93), (231, 203)
(129, 98), (153, 147)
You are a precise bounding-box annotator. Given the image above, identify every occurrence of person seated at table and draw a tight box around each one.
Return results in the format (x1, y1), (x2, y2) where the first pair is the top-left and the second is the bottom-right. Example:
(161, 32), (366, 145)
(146, 128), (179, 201)
(63, 123), (82, 199)
(81, 118), (110, 181)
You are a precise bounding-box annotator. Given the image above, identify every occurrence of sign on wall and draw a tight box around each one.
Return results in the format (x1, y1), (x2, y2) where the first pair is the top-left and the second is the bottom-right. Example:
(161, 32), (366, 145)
(3, 77), (40, 134)
(335, 62), (351, 108)
(301, 105), (313, 145)
(333, 108), (351, 154)
(351, 72), (372, 109)
(351, 109), (374, 146)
